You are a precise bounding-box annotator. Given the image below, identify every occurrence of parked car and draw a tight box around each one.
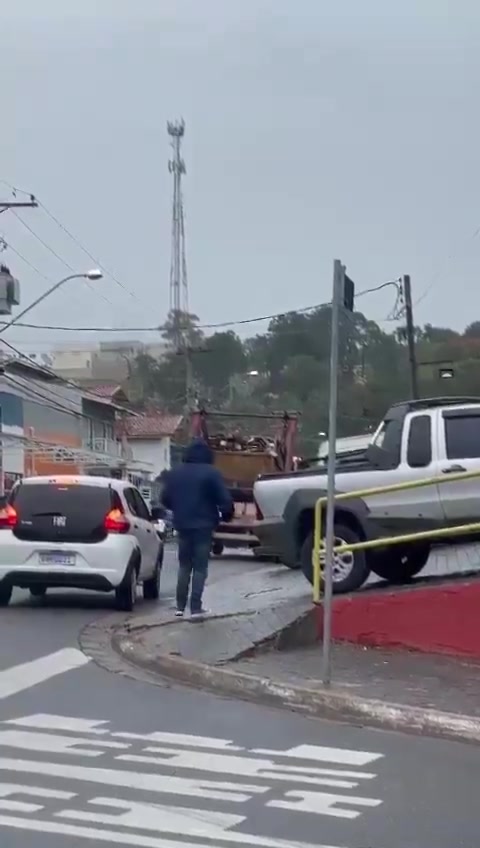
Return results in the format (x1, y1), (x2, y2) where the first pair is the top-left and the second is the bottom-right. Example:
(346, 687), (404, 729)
(0, 475), (164, 611)
(253, 396), (480, 593)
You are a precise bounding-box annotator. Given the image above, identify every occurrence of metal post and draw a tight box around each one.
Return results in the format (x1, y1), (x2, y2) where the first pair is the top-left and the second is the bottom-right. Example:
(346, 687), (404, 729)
(322, 259), (343, 686)
(402, 274), (419, 400)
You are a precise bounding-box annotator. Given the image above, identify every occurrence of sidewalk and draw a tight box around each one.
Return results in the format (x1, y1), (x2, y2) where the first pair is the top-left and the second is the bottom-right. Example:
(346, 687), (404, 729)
(113, 557), (480, 744)
(233, 642), (480, 719)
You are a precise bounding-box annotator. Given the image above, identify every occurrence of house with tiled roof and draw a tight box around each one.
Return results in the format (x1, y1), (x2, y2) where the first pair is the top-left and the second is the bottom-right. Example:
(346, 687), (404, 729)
(117, 411), (183, 478)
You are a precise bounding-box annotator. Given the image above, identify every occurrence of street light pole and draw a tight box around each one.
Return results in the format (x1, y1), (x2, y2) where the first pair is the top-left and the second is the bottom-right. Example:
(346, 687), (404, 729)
(0, 269), (103, 334)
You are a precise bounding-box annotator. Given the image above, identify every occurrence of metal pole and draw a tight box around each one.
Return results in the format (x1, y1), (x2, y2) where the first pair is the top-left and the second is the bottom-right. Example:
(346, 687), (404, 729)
(322, 259), (343, 686)
(402, 274), (419, 399)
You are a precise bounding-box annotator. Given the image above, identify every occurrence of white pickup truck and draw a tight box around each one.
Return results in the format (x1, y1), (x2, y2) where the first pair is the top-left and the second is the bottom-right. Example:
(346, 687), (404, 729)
(253, 396), (480, 593)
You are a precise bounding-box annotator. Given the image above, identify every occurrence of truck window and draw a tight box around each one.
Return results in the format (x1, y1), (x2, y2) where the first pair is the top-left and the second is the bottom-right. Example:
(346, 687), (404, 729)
(444, 413), (480, 459)
(406, 415), (432, 467)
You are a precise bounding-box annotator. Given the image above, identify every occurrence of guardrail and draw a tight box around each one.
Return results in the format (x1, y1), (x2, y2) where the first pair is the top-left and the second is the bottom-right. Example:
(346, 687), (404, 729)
(312, 468), (480, 602)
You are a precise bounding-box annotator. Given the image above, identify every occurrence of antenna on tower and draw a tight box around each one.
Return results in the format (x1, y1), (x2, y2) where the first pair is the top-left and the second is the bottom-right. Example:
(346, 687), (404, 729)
(167, 118), (188, 351)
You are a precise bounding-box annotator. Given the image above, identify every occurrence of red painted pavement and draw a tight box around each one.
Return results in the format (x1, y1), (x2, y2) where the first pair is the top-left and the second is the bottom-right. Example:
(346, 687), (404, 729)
(315, 578), (480, 658)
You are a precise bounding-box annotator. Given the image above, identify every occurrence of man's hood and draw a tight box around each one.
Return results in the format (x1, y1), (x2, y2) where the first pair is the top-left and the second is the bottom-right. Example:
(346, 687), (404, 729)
(184, 438), (214, 464)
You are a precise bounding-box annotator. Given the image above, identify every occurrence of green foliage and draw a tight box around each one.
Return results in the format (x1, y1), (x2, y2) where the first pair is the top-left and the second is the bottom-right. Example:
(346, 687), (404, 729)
(128, 307), (478, 457)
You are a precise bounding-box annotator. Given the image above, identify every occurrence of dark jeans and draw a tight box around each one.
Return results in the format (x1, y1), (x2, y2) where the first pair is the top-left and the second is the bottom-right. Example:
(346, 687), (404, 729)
(176, 529), (212, 613)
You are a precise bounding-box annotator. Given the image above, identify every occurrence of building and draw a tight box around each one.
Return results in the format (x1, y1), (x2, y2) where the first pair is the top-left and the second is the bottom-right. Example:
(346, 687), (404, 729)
(37, 339), (169, 384)
(119, 412), (183, 481)
(0, 359), (151, 493)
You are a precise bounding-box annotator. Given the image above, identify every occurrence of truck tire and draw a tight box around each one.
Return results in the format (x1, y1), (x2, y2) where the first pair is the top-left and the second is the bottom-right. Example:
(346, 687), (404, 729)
(212, 541), (224, 556)
(300, 524), (370, 594)
(371, 545), (430, 583)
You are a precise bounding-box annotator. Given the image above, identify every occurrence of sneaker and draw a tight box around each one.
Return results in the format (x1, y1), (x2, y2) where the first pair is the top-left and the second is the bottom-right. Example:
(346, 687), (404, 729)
(174, 609), (184, 618)
(190, 608), (209, 621)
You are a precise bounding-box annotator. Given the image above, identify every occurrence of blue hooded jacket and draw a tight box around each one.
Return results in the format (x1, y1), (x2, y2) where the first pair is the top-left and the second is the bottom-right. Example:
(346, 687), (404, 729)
(161, 439), (234, 532)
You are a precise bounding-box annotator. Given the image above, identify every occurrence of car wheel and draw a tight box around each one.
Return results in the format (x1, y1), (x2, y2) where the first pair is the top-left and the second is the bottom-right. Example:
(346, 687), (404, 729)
(0, 583), (13, 607)
(115, 564), (137, 612)
(143, 548), (163, 601)
(301, 523), (370, 594)
(29, 586), (47, 598)
(211, 541), (224, 556)
(371, 545), (430, 583)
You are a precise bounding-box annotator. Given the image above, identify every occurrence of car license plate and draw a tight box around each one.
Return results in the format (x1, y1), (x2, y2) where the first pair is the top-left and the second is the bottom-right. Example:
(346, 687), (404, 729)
(39, 552), (76, 566)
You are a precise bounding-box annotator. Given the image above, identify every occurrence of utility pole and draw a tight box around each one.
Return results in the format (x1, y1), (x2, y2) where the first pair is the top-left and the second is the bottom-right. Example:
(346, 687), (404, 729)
(402, 274), (419, 400)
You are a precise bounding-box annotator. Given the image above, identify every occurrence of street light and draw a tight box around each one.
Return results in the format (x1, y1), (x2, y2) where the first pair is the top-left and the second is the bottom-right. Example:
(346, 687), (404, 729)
(0, 270), (103, 334)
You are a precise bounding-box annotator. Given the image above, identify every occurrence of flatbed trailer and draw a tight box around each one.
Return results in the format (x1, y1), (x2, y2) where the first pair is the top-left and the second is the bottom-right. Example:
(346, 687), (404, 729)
(190, 409), (298, 557)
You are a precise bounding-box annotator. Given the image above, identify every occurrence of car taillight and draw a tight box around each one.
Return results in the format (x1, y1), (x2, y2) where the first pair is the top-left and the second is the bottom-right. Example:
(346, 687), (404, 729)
(0, 504), (17, 528)
(104, 508), (130, 534)
(254, 499), (264, 521)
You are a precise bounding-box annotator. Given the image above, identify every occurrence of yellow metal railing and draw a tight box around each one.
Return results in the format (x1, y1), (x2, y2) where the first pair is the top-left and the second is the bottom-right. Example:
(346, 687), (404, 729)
(312, 468), (480, 602)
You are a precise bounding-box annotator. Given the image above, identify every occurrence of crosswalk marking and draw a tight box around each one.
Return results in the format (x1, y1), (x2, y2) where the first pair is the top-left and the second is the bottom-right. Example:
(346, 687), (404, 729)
(0, 757), (269, 802)
(0, 814), (336, 848)
(0, 712), (385, 845)
(252, 744), (382, 766)
(0, 649), (89, 700)
(6, 714), (109, 734)
(0, 729), (129, 756)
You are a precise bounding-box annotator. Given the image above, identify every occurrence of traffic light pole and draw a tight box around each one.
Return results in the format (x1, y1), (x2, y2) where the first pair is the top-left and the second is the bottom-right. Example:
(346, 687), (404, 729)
(322, 259), (344, 686)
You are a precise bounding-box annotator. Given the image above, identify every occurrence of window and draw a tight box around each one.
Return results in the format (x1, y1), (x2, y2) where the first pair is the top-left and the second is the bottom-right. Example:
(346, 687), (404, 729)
(445, 414), (480, 459)
(132, 489), (151, 520)
(124, 488), (139, 517)
(406, 415), (432, 467)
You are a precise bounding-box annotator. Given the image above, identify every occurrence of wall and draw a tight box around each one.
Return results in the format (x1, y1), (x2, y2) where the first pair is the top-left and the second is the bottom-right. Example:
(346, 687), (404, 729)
(129, 437), (171, 478)
(0, 393), (25, 492)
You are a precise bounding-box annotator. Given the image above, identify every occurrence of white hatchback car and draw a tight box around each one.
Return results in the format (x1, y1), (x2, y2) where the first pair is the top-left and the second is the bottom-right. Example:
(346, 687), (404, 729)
(0, 475), (164, 611)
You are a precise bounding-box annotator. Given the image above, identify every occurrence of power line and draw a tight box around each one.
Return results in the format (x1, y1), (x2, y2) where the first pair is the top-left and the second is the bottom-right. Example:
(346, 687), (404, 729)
(9, 211), (114, 309)
(0, 281), (400, 333)
(1, 179), (145, 311)
(38, 200), (145, 306)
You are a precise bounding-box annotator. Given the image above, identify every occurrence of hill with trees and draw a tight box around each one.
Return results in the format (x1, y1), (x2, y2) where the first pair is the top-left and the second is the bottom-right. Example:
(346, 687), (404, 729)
(127, 307), (480, 456)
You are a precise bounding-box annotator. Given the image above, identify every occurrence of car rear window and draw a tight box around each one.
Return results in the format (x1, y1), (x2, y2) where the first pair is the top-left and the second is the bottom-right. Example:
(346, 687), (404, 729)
(10, 483), (116, 544)
(11, 484), (112, 516)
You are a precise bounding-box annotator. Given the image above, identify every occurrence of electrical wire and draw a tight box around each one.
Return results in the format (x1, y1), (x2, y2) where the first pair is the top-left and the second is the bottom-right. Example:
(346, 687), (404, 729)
(0, 280), (401, 334)
(38, 200), (144, 306)
(4, 374), (91, 422)
(9, 210), (115, 309)
(1, 180), (147, 309)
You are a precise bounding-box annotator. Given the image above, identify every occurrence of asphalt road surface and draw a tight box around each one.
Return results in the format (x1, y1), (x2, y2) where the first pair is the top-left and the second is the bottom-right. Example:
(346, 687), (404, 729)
(0, 549), (478, 848)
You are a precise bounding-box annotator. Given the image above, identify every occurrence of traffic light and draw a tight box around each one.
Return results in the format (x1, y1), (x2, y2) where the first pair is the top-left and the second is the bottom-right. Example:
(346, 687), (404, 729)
(343, 273), (355, 312)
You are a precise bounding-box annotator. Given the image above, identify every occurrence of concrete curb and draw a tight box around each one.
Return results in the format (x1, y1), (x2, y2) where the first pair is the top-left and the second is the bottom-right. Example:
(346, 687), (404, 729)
(112, 630), (480, 745)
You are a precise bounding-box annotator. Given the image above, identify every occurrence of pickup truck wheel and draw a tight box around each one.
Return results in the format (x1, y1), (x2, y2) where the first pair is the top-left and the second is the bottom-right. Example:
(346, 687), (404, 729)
(301, 524), (370, 594)
(371, 546), (430, 583)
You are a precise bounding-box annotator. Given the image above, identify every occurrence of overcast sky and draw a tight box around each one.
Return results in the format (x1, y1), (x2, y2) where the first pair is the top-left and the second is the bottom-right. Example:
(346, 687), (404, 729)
(1, 0), (479, 351)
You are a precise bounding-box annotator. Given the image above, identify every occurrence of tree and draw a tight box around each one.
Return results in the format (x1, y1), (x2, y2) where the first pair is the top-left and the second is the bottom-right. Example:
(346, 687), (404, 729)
(194, 331), (247, 401)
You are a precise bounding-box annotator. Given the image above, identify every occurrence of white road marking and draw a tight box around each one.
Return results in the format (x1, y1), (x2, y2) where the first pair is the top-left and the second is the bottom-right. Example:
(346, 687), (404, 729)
(0, 712), (385, 843)
(0, 813), (338, 848)
(0, 758), (269, 803)
(253, 744), (383, 766)
(118, 753), (360, 789)
(269, 789), (383, 819)
(6, 714), (109, 734)
(114, 730), (242, 751)
(0, 730), (128, 757)
(0, 783), (75, 814)
(0, 650), (89, 700)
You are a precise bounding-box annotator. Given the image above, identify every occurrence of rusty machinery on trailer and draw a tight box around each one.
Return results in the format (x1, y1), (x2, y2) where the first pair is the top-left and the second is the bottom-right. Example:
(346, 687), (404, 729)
(190, 409), (299, 557)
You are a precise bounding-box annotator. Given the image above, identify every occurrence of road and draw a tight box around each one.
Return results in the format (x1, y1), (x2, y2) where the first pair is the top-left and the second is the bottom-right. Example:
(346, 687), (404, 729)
(0, 549), (477, 848)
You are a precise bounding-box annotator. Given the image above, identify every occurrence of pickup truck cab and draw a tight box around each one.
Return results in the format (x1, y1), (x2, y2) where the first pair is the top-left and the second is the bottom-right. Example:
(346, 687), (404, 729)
(253, 397), (480, 593)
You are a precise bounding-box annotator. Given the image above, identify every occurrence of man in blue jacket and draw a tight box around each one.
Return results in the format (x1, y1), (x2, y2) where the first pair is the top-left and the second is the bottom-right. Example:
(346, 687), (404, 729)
(162, 439), (233, 620)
